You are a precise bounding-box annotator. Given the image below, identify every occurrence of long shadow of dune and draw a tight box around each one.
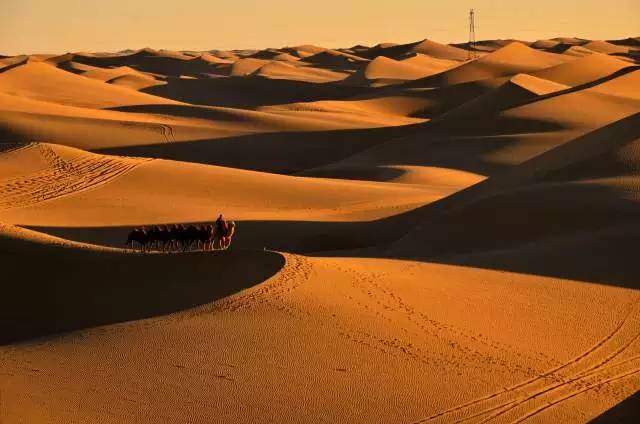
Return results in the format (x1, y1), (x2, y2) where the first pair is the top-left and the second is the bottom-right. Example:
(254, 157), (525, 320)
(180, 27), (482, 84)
(428, 220), (640, 290)
(71, 52), (217, 77)
(28, 113), (640, 292)
(0, 248), (284, 345)
(26, 206), (425, 257)
(0, 56), (29, 74)
(98, 124), (424, 174)
(97, 115), (556, 178)
(369, 112), (640, 289)
(390, 183), (640, 259)
(302, 130), (557, 180)
(27, 211), (640, 295)
(108, 103), (260, 122)
(31, 114), (640, 290)
(384, 112), (640, 247)
(589, 390), (640, 423)
(141, 75), (373, 108)
(26, 188), (640, 291)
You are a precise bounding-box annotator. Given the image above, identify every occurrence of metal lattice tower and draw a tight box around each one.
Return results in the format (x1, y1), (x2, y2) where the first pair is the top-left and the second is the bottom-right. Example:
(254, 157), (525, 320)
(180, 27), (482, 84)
(468, 8), (477, 60)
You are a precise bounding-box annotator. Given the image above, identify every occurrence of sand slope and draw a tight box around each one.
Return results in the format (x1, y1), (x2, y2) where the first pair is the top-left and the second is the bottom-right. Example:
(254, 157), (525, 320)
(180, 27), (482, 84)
(2, 251), (638, 423)
(410, 42), (572, 87)
(531, 52), (635, 86)
(255, 60), (347, 83)
(0, 61), (174, 108)
(360, 39), (469, 61)
(355, 54), (457, 83)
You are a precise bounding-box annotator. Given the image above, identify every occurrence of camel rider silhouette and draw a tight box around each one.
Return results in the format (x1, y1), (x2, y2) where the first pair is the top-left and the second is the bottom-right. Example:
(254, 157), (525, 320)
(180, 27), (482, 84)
(215, 214), (227, 235)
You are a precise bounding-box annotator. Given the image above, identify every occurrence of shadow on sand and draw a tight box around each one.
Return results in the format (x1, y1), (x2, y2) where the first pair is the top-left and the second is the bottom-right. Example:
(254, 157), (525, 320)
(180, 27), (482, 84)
(27, 188), (640, 292)
(0, 247), (284, 345)
(588, 390), (640, 423)
(141, 75), (372, 108)
(98, 124), (423, 174)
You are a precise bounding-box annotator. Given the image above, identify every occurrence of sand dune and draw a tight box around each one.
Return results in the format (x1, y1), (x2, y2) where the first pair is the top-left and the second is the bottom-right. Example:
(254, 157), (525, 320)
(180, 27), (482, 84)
(0, 141), (438, 254)
(229, 58), (271, 76)
(3, 249), (638, 423)
(361, 39), (469, 61)
(390, 109), (639, 254)
(609, 37), (640, 46)
(561, 45), (599, 57)
(1, 33), (639, 424)
(302, 49), (369, 70)
(106, 72), (164, 90)
(208, 49), (240, 60)
(551, 36), (588, 45)
(80, 65), (154, 82)
(589, 69), (640, 99)
(282, 44), (328, 58)
(354, 54), (457, 84)
(388, 121), (640, 294)
(264, 97), (429, 125)
(303, 68), (639, 192)
(498, 69), (640, 130)
(0, 91), (429, 164)
(410, 39), (470, 60)
(248, 48), (291, 60)
(457, 39), (529, 53)
(52, 59), (101, 73)
(0, 61), (174, 108)
(0, 142), (435, 222)
(531, 52), (636, 86)
(401, 53), (458, 70)
(435, 73), (569, 121)
(408, 42), (572, 87)
(65, 48), (220, 77)
(0, 220), (284, 344)
(530, 39), (561, 49)
(254, 60), (347, 83)
(196, 52), (234, 64)
(582, 40), (631, 54)
(272, 52), (300, 62)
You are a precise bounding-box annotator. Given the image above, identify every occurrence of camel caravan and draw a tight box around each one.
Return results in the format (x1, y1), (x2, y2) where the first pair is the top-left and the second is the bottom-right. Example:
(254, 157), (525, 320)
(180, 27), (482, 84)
(126, 215), (236, 252)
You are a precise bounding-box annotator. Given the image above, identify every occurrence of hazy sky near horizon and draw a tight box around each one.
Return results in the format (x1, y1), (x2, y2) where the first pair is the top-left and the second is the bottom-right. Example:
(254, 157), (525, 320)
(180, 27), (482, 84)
(2, 0), (638, 54)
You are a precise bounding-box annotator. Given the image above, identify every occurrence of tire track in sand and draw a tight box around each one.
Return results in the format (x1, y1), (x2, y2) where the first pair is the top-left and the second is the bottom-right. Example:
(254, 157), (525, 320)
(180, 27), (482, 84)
(0, 143), (151, 210)
(0, 142), (36, 155)
(115, 121), (175, 143)
(414, 296), (640, 423)
(159, 124), (175, 143)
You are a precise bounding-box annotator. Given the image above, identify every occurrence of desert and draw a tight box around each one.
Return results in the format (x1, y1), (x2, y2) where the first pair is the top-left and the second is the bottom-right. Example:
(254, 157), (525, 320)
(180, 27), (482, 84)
(1, 9), (640, 423)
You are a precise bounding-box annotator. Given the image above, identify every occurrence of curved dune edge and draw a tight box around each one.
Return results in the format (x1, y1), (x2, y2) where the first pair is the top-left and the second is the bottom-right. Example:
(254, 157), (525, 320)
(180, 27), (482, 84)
(1, 252), (638, 423)
(0, 221), (286, 344)
(0, 221), (117, 252)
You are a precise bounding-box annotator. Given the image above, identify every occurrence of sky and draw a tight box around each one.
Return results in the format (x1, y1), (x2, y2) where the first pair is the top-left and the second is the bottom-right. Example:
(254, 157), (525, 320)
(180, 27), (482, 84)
(1, 0), (638, 55)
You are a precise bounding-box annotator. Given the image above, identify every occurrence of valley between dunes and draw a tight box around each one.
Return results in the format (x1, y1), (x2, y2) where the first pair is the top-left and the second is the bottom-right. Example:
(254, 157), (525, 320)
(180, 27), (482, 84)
(1, 35), (639, 423)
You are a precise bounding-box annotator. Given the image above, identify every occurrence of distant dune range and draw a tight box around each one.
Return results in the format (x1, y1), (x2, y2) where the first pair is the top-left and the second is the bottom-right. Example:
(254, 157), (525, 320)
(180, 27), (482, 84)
(1, 35), (640, 424)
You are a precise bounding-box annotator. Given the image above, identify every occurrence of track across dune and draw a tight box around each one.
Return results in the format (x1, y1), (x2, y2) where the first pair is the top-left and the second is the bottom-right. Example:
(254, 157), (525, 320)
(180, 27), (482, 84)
(0, 143), (150, 210)
(414, 298), (640, 423)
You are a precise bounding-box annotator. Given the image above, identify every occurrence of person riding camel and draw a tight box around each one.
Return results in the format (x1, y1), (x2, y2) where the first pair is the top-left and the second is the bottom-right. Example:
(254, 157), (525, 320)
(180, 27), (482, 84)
(215, 214), (227, 236)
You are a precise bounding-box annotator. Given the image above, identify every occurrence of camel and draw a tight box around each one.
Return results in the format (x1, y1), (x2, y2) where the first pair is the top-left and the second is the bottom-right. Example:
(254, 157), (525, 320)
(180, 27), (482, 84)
(125, 228), (149, 251)
(217, 221), (236, 250)
(125, 221), (235, 252)
(200, 225), (216, 251)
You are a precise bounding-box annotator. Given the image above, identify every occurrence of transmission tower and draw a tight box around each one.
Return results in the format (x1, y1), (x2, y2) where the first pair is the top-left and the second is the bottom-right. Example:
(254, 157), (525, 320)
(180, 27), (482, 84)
(468, 8), (477, 60)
